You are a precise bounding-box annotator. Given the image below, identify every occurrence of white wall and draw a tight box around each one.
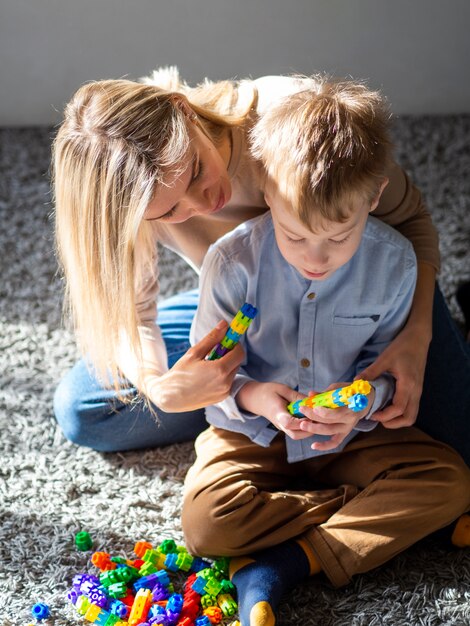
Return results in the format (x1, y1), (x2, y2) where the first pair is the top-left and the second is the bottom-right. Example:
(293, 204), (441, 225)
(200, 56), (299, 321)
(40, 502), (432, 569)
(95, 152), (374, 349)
(1, 0), (470, 125)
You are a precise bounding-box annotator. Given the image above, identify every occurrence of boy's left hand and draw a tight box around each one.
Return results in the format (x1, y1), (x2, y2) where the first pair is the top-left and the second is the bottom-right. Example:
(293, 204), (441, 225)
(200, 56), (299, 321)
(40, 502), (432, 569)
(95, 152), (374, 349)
(236, 381), (319, 440)
(297, 383), (375, 451)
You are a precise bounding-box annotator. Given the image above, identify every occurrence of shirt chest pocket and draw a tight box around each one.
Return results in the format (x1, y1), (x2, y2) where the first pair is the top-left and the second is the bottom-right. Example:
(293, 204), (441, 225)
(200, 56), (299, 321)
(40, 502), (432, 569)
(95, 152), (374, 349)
(333, 314), (380, 326)
(330, 314), (381, 356)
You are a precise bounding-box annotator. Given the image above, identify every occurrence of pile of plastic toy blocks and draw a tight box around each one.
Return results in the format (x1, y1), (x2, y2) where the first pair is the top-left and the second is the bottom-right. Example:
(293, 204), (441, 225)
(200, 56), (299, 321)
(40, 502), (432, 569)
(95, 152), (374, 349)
(67, 538), (239, 625)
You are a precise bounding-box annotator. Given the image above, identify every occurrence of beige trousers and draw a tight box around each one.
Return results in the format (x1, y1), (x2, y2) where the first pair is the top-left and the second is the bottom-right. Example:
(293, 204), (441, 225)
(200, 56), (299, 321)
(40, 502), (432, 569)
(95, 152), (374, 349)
(182, 425), (470, 587)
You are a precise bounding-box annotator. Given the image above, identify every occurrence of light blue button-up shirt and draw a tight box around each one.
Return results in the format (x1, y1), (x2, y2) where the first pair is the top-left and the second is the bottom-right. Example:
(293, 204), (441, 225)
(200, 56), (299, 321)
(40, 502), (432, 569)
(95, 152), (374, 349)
(191, 212), (417, 462)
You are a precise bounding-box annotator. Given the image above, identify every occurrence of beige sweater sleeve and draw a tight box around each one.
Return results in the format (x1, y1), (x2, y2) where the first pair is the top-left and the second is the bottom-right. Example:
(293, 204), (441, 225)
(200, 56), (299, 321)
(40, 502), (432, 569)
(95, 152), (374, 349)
(373, 161), (440, 272)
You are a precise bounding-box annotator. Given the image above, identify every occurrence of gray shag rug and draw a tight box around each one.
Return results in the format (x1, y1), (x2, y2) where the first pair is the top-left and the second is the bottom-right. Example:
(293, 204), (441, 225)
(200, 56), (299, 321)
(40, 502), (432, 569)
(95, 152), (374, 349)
(1, 117), (469, 626)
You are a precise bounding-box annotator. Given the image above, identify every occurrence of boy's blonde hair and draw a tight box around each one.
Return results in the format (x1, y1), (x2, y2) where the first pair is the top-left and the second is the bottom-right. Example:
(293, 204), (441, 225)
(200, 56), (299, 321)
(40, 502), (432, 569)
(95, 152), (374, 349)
(53, 67), (255, 394)
(250, 76), (392, 228)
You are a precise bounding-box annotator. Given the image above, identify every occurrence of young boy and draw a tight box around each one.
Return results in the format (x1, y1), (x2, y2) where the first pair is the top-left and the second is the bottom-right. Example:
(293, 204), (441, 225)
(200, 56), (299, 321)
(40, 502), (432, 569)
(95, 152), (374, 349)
(182, 80), (470, 626)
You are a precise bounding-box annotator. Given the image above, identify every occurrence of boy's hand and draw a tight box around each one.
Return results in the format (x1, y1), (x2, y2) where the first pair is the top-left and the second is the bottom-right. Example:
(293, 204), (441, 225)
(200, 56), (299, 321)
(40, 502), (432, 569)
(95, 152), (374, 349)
(297, 383), (375, 451)
(236, 381), (315, 440)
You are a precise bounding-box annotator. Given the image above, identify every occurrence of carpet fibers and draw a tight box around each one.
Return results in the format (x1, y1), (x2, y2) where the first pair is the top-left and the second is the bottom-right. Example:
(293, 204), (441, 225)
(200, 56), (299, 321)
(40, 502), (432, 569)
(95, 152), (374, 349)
(0, 117), (469, 625)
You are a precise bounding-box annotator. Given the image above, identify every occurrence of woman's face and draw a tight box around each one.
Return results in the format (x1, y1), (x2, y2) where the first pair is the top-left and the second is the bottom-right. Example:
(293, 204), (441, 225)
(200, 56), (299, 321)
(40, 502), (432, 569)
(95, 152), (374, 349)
(144, 122), (232, 223)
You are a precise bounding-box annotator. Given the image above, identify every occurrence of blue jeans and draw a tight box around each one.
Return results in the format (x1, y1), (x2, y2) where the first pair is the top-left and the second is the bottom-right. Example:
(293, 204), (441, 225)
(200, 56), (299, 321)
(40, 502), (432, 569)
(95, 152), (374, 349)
(54, 285), (470, 463)
(416, 284), (470, 464)
(53, 289), (206, 451)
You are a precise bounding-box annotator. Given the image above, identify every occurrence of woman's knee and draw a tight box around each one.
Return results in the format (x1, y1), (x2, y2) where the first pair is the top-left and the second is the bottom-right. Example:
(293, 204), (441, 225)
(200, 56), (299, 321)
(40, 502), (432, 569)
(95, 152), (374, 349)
(53, 373), (90, 446)
(53, 361), (118, 449)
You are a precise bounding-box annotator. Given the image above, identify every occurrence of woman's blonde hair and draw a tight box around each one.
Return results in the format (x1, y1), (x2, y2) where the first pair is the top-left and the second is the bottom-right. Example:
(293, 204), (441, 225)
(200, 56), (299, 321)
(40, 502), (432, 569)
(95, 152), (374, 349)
(53, 67), (255, 394)
(250, 75), (392, 229)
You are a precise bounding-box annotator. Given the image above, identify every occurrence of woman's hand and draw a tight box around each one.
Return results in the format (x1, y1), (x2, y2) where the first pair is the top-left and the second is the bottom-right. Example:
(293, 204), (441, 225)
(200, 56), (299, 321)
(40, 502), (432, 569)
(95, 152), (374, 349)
(236, 381), (315, 440)
(357, 322), (431, 428)
(297, 383), (375, 451)
(145, 321), (244, 413)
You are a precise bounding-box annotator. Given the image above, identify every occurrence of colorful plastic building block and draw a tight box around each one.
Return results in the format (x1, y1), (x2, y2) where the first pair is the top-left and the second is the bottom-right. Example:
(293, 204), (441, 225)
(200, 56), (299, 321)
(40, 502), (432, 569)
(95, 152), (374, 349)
(207, 303), (258, 360)
(84, 602), (103, 622)
(175, 551), (194, 572)
(107, 582), (128, 599)
(190, 557), (210, 573)
(200, 594), (218, 609)
(203, 605), (223, 624)
(128, 588), (153, 625)
(219, 579), (236, 595)
(164, 552), (180, 572)
(134, 541), (153, 558)
(166, 592), (184, 622)
(142, 548), (167, 569)
(158, 539), (178, 554)
(217, 593), (237, 617)
(151, 582), (169, 601)
(212, 557), (230, 578)
(192, 569), (223, 596)
(110, 600), (129, 618)
(92, 552), (116, 571)
(31, 603), (50, 620)
(76, 595), (90, 615)
(287, 379), (372, 416)
(75, 531), (93, 551)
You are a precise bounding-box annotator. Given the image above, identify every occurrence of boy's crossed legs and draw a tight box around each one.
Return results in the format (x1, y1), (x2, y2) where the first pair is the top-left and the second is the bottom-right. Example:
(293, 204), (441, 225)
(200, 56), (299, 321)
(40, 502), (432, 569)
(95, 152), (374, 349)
(182, 426), (470, 626)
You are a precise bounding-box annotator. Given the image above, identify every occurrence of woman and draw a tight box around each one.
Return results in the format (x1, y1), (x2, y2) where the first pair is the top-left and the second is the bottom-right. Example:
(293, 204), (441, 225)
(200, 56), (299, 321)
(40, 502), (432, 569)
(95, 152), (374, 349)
(52, 67), (470, 462)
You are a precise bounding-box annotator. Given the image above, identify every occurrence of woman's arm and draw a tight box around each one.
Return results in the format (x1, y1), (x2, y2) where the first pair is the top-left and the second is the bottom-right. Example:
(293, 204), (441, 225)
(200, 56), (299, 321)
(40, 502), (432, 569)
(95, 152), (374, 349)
(358, 261), (436, 428)
(374, 162), (440, 270)
(361, 162), (439, 427)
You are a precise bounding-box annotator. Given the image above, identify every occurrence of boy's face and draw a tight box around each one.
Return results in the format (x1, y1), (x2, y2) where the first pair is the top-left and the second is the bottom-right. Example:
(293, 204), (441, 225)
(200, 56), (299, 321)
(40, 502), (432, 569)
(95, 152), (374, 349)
(265, 181), (385, 282)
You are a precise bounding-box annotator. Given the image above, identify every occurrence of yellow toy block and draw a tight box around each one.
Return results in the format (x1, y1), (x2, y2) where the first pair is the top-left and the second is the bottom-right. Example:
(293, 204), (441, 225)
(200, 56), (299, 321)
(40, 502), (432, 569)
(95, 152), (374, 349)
(84, 603), (102, 622)
(128, 588), (153, 625)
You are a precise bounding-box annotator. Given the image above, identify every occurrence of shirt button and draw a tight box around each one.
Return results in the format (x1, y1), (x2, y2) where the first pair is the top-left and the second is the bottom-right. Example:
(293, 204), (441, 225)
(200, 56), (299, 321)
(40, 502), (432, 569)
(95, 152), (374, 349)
(307, 292), (316, 300)
(300, 358), (311, 368)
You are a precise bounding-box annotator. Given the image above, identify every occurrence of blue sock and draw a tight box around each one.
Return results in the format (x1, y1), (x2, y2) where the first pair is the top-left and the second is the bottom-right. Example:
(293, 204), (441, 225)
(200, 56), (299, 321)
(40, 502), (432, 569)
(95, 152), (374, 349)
(230, 541), (310, 626)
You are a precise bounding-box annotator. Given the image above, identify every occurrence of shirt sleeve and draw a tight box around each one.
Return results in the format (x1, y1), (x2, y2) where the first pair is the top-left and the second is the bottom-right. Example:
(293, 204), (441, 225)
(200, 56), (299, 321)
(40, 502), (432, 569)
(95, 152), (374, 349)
(373, 161), (440, 272)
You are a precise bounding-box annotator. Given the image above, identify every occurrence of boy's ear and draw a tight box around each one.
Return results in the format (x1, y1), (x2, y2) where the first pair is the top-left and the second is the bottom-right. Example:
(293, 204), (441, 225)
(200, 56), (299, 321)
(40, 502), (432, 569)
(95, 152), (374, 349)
(369, 177), (389, 213)
(170, 94), (197, 122)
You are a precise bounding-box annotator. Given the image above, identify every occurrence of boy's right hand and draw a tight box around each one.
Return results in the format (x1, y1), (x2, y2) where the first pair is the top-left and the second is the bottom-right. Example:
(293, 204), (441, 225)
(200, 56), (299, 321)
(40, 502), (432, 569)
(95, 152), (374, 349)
(236, 381), (316, 440)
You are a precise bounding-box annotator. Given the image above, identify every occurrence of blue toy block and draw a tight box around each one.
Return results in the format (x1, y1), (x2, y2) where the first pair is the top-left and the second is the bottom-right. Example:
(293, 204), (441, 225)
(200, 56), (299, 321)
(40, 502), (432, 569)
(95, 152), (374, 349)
(31, 603), (50, 620)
